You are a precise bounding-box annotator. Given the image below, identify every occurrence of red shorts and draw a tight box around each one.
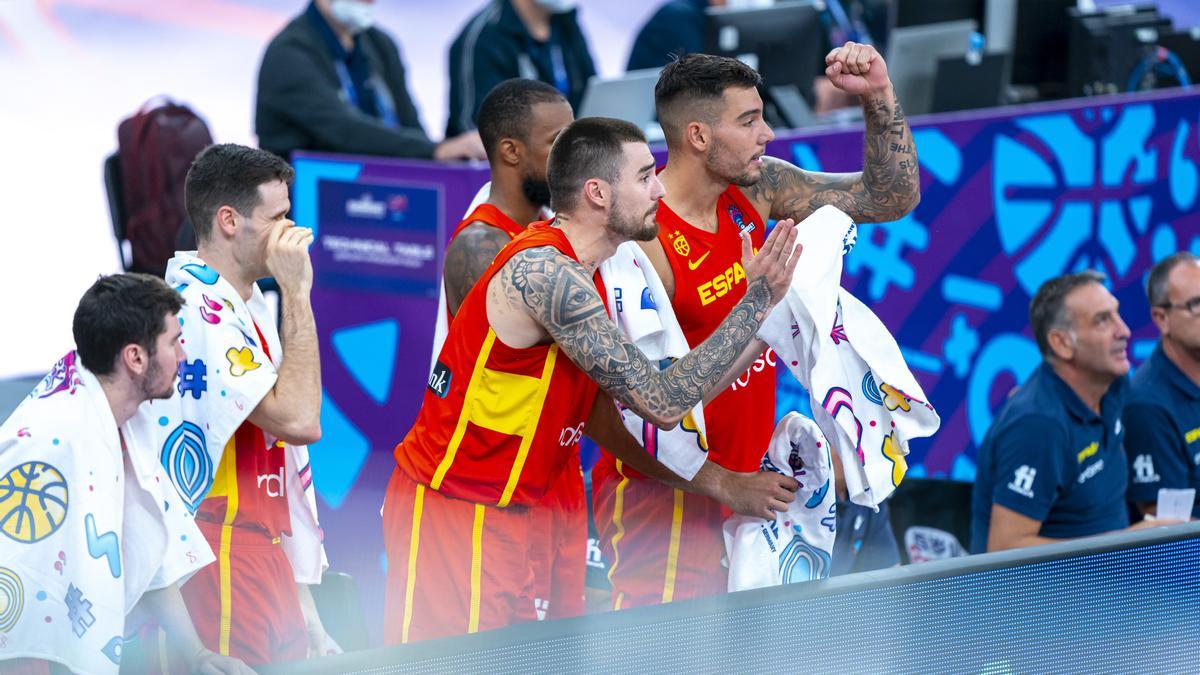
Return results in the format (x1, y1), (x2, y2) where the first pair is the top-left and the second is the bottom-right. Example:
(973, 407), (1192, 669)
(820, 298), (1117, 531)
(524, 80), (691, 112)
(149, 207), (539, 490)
(181, 519), (306, 666)
(592, 457), (727, 609)
(529, 452), (587, 621)
(382, 468), (537, 644)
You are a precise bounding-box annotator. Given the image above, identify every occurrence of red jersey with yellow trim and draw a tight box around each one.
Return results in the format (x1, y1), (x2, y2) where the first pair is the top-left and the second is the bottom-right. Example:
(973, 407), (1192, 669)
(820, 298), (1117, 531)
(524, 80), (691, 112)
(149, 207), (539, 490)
(446, 203), (526, 321)
(397, 222), (608, 507)
(197, 322), (291, 536)
(657, 185), (777, 472)
(450, 203), (526, 249)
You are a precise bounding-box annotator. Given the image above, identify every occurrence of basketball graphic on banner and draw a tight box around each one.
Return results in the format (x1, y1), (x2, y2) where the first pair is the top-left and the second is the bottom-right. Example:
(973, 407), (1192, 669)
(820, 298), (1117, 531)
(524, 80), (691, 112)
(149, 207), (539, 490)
(0, 461), (69, 544)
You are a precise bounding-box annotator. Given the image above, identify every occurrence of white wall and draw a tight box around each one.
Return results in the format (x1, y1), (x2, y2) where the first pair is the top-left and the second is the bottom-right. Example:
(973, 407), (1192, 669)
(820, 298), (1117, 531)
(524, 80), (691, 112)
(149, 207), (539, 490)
(0, 0), (656, 378)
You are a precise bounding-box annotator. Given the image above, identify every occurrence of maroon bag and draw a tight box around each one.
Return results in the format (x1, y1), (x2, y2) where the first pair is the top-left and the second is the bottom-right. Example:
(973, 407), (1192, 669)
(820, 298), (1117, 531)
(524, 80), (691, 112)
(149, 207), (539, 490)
(116, 100), (214, 276)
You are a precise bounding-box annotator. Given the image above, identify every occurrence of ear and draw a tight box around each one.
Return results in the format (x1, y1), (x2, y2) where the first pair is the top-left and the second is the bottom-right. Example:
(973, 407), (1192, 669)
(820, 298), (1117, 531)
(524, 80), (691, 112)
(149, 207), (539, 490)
(497, 138), (522, 168)
(119, 343), (149, 378)
(582, 178), (608, 210)
(1150, 306), (1170, 335)
(1046, 328), (1076, 362)
(685, 121), (710, 153)
(214, 205), (239, 238)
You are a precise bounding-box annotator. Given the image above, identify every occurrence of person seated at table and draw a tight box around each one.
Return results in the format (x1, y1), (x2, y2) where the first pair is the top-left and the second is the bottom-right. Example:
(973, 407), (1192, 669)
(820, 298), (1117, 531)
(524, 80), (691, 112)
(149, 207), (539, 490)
(971, 271), (1179, 553)
(257, 0), (486, 161)
(1124, 252), (1200, 519)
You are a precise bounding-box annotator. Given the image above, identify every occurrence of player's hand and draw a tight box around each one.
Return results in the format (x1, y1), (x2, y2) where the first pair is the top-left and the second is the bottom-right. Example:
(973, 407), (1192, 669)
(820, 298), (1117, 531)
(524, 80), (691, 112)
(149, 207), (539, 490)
(434, 130), (487, 162)
(189, 647), (256, 675)
(265, 219), (315, 296)
(825, 42), (891, 98)
(742, 218), (801, 306)
(720, 470), (799, 520)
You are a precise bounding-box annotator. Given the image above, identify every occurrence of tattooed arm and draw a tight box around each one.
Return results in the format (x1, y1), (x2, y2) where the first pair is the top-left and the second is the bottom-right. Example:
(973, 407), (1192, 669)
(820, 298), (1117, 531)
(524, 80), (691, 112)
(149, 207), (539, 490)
(499, 221), (800, 428)
(443, 222), (510, 315)
(585, 392), (797, 518)
(744, 43), (920, 224)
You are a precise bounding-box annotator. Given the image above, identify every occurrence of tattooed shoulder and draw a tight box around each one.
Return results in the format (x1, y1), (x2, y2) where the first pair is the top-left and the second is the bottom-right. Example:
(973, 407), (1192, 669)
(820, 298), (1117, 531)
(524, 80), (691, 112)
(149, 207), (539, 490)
(444, 222), (511, 311)
(501, 246), (608, 328)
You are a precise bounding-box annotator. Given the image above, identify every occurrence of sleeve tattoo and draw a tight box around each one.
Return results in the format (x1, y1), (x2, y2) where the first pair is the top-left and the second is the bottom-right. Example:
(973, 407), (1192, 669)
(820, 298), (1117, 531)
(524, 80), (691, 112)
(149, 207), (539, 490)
(747, 92), (920, 223)
(500, 246), (773, 426)
(443, 222), (511, 315)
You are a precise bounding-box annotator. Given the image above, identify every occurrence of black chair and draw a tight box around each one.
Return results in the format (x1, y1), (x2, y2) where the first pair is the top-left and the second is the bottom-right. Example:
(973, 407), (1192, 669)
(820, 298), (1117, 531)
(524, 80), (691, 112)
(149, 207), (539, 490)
(103, 152), (131, 270)
(887, 477), (973, 564)
(309, 570), (369, 653)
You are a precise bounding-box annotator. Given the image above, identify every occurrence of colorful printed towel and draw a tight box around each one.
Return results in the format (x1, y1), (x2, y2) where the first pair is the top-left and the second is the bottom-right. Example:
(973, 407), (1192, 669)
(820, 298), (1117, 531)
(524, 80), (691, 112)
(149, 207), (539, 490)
(723, 412), (837, 590)
(759, 206), (940, 508)
(124, 251), (326, 583)
(598, 241), (709, 480)
(0, 354), (210, 674)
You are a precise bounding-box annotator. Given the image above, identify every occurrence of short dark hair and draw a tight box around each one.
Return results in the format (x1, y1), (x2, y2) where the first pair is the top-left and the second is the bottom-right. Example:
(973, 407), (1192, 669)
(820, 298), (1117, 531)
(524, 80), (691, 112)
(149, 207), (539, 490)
(547, 117), (647, 213)
(655, 53), (762, 145)
(1029, 270), (1107, 357)
(1146, 252), (1199, 308)
(73, 274), (184, 375)
(477, 78), (568, 163)
(185, 143), (294, 242)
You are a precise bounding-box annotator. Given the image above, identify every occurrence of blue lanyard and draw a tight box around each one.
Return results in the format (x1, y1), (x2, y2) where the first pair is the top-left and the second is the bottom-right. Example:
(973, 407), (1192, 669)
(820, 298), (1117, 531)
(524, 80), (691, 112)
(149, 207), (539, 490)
(334, 58), (399, 129)
(548, 40), (569, 96)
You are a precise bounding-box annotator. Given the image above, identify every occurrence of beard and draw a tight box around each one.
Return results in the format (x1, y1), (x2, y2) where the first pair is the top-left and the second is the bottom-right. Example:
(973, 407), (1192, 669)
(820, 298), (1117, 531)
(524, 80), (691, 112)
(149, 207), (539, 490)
(521, 175), (552, 210)
(709, 140), (761, 187)
(141, 356), (176, 401)
(606, 192), (658, 242)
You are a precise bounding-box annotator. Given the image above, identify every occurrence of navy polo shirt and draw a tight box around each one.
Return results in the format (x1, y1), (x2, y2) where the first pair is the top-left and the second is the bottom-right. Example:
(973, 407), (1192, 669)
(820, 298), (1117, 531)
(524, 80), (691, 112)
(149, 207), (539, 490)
(970, 363), (1130, 553)
(1123, 342), (1200, 517)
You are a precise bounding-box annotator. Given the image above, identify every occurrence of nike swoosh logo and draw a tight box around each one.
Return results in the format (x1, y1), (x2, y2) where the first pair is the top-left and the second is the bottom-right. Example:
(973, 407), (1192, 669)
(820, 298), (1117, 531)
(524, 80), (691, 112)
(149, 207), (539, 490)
(687, 251), (711, 271)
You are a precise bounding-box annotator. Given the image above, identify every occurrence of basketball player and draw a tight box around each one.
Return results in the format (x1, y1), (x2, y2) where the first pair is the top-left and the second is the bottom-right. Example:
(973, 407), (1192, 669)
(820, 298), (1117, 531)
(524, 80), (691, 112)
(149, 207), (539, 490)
(383, 117), (802, 644)
(594, 46), (921, 608)
(126, 144), (330, 666)
(0, 274), (251, 675)
(436, 78), (596, 621)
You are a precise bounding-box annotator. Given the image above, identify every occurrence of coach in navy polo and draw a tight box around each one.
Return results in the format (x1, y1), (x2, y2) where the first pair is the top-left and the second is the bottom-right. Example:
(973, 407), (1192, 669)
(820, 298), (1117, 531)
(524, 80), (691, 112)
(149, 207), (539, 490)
(1124, 253), (1200, 518)
(972, 271), (1145, 553)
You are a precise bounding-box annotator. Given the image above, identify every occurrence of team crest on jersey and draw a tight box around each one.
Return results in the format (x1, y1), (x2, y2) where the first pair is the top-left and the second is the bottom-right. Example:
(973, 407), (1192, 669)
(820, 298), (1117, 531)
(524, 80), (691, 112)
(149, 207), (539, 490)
(428, 361), (452, 398)
(727, 204), (754, 234)
(669, 230), (690, 257)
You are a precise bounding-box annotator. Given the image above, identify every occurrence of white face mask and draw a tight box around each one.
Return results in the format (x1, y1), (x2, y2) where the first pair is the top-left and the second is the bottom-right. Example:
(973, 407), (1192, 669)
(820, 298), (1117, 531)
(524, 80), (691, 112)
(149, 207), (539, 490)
(534, 0), (577, 13)
(329, 0), (375, 34)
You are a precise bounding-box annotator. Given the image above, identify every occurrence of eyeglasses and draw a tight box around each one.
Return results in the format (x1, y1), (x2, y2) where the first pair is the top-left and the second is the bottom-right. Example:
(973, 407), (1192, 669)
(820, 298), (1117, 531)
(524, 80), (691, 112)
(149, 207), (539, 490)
(1158, 296), (1200, 316)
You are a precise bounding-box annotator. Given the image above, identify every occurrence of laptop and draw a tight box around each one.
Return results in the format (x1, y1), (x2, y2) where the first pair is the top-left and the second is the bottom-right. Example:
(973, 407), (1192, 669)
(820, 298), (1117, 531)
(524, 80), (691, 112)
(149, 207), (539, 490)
(577, 68), (662, 136)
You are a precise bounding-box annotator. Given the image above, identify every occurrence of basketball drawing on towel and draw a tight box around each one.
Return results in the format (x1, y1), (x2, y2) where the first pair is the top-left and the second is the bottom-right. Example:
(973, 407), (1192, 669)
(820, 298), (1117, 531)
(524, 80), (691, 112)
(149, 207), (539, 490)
(0, 461), (69, 543)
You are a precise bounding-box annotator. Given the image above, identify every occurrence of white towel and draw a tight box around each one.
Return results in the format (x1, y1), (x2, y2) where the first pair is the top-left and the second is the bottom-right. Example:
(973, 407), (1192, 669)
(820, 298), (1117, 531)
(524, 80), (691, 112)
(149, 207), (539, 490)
(0, 354), (210, 674)
(759, 206), (940, 508)
(597, 242), (708, 480)
(125, 251), (327, 583)
(723, 412), (837, 591)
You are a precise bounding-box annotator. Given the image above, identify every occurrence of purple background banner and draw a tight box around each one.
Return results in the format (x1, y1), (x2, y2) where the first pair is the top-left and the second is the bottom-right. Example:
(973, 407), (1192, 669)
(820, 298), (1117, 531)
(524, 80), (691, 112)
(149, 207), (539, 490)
(293, 87), (1200, 645)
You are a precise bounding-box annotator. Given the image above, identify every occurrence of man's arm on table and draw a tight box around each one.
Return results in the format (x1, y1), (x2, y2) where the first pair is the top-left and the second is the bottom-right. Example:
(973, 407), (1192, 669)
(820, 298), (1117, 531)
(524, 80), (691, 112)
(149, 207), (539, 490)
(986, 504), (1179, 552)
(584, 392), (797, 519)
(500, 221), (800, 428)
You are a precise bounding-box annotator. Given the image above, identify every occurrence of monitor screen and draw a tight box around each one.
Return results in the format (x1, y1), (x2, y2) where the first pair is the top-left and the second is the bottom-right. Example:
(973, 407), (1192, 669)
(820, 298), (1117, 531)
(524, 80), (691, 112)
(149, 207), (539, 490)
(703, 1), (826, 107)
